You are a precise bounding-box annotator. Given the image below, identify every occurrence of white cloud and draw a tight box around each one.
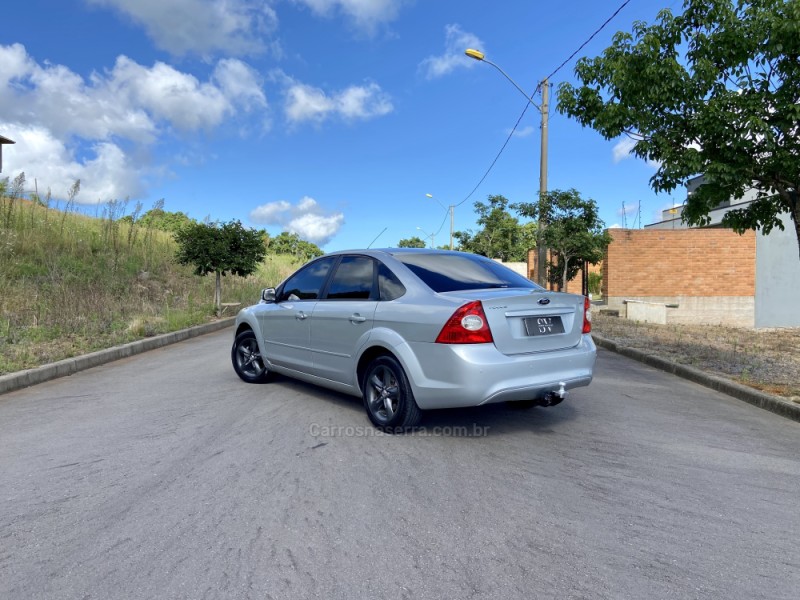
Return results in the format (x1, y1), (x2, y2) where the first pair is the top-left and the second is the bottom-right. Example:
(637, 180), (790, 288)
(297, 196), (317, 211)
(419, 24), (484, 80)
(106, 56), (266, 131)
(85, 0), (278, 57)
(213, 59), (268, 111)
(0, 44), (157, 144)
(612, 137), (637, 163)
(107, 58), (231, 131)
(292, 0), (402, 32)
(0, 43), (268, 203)
(288, 212), (345, 244)
(1, 123), (144, 202)
(0, 42), (34, 85)
(608, 223), (622, 229)
(509, 125), (535, 138)
(285, 84), (334, 123)
(284, 81), (392, 124)
(250, 200), (292, 222)
(613, 135), (661, 168)
(249, 196), (344, 245)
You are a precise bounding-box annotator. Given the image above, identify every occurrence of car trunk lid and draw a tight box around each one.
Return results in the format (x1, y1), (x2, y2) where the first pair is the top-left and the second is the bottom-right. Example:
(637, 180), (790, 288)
(446, 289), (586, 355)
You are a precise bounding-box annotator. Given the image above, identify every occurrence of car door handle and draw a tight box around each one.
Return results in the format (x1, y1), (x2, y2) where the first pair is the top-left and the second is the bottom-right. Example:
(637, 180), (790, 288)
(295, 311), (308, 320)
(349, 314), (367, 323)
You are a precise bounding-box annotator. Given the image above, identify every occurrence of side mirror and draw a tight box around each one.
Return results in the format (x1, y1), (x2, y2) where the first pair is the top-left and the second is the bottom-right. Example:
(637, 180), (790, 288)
(260, 288), (276, 303)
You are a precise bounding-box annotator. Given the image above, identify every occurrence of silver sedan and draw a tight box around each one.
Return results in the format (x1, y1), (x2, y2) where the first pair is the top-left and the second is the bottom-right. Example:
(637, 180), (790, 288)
(232, 249), (596, 429)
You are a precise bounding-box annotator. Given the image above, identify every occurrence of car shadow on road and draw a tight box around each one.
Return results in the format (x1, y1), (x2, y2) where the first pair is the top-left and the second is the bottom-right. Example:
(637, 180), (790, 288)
(265, 375), (578, 437)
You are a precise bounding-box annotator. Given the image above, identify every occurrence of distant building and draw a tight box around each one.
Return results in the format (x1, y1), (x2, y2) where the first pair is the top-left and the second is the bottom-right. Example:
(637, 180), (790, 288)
(602, 176), (800, 328)
(0, 135), (14, 173)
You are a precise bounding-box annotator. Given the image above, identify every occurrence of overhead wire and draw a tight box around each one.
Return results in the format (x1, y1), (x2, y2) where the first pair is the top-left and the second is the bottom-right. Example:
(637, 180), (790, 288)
(452, 0), (633, 211)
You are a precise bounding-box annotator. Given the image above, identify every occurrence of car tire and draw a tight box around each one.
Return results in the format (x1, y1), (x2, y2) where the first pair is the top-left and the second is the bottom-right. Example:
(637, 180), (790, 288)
(231, 329), (272, 383)
(362, 356), (422, 430)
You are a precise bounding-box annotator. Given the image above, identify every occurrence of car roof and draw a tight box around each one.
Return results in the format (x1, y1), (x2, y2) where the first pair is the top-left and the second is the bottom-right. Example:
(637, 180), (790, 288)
(323, 248), (468, 257)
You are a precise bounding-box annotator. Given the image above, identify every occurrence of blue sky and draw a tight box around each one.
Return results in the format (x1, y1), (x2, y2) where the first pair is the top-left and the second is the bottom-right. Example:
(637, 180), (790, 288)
(1, 0), (685, 251)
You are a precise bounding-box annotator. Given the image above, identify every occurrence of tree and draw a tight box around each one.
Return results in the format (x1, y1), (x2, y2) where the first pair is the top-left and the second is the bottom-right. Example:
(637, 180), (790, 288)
(557, 0), (800, 258)
(174, 220), (266, 316)
(454, 195), (536, 261)
(515, 189), (611, 291)
(121, 206), (194, 233)
(268, 231), (323, 261)
(397, 236), (427, 248)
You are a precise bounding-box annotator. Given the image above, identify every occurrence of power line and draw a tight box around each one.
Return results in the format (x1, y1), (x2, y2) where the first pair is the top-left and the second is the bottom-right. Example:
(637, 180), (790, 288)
(455, 0), (633, 209)
(431, 203), (451, 239)
(454, 87), (540, 209)
(543, 0), (632, 83)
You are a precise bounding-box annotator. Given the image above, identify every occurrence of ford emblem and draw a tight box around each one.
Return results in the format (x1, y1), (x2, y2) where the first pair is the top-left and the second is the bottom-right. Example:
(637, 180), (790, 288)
(538, 298), (551, 305)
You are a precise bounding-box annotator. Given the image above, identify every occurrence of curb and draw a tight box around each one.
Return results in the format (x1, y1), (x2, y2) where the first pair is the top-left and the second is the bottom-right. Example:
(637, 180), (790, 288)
(592, 333), (800, 424)
(0, 318), (236, 396)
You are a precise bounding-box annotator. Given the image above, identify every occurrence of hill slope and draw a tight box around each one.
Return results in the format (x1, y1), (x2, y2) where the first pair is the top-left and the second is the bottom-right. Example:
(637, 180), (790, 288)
(0, 197), (298, 374)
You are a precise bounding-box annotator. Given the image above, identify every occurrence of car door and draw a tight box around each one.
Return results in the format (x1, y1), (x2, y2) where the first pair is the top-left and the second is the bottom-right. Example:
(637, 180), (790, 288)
(310, 255), (378, 386)
(259, 256), (335, 373)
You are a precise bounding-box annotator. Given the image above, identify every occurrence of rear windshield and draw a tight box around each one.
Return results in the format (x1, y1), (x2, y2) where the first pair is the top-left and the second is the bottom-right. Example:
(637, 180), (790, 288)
(394, 253), (541, 293)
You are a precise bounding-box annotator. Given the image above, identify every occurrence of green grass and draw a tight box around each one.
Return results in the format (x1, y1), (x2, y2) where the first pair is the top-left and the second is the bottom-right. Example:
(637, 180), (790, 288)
(0, 196), (302, 374)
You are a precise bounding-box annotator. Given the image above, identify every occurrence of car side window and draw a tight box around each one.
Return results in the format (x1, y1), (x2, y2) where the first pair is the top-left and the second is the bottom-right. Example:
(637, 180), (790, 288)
(277, 257), (335, 302)
(324, 256), (376, 300)
(378, 263), (406, 301)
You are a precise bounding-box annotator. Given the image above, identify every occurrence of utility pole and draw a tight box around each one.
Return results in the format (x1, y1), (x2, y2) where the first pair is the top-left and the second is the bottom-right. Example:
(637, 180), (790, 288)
(537, 79), (549, 288)
(449, 205), (454, 250)
(426, 193), (455, 250)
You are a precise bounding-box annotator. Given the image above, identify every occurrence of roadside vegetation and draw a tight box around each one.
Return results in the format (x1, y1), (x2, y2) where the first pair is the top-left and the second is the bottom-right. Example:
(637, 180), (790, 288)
(0, 188), (302, 375)
(593, 314), (800, 401)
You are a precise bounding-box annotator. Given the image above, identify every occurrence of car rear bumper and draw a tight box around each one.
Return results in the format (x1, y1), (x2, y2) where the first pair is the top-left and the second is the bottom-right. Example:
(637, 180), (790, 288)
(400, 335), (596, 410)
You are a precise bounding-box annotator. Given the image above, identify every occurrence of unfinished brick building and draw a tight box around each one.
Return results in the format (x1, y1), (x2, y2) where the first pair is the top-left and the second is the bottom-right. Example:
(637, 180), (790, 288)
(601, 228), (757, 327)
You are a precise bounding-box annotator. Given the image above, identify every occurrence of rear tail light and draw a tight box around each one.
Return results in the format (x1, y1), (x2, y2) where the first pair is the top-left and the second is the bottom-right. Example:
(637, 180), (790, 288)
(582, 296), (592, 334)
(435, 301), (494, 344)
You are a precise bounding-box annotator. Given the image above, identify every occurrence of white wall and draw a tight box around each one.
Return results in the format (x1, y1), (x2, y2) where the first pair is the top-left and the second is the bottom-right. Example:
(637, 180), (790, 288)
(493, 259), (528, 279)
(755, 212), (800, 327)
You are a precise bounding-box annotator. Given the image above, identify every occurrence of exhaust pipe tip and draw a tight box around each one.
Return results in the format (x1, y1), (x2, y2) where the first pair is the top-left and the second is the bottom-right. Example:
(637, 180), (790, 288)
(541, 382), (568, 407)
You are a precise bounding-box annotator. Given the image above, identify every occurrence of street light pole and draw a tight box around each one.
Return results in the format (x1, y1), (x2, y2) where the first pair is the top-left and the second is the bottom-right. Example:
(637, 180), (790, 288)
(426, 193), (454, 250)
(416, 226), (434, 248)
(538, 79), (549, 288)
(465, 49), (549, 287)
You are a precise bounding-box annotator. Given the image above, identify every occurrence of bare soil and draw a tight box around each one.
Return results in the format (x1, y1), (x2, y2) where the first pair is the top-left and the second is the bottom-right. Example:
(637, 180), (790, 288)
(592, 313), (800, 401)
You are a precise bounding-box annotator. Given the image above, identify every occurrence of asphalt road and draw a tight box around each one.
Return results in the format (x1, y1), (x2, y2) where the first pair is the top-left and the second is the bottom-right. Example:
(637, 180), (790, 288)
(1, 329), (798, 600)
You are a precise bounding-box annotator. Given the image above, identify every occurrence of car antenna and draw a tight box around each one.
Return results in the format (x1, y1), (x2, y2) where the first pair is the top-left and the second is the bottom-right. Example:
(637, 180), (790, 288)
(367, 227), (387, 249)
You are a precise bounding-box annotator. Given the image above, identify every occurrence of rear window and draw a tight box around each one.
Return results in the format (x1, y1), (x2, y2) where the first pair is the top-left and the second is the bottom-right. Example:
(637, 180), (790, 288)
(394, 253), (541, 293)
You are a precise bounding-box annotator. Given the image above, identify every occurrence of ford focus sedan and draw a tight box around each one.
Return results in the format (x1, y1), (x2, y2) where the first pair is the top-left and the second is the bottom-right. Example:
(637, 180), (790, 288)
(231, 249), (596, 429)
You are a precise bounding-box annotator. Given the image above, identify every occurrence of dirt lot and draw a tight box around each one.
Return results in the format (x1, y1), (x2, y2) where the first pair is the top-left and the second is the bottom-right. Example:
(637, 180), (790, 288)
(592, 313), (800, 401)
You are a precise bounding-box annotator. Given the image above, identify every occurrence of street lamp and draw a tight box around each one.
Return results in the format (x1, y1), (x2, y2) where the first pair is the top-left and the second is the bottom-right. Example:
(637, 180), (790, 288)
(426, 193), (454, 250)
(465, 48), (549, 287)
(416, 226), (434, 248)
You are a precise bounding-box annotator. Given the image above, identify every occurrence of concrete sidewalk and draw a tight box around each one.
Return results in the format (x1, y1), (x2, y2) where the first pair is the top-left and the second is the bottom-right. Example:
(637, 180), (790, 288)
(0, 318), (235, 395)
(592, 333), (800, 423)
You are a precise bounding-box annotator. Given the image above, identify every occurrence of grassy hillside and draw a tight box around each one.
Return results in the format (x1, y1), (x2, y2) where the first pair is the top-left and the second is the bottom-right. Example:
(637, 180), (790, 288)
(0, 197), (301, 375)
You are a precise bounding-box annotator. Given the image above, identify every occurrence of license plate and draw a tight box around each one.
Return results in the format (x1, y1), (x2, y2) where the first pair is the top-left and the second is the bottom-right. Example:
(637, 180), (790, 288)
(524, 316), (565, 336)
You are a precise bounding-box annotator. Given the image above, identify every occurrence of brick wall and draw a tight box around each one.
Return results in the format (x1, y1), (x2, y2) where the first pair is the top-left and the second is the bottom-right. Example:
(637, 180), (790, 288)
(526, 247), (601, 293)
(602, 228), (756, 298)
